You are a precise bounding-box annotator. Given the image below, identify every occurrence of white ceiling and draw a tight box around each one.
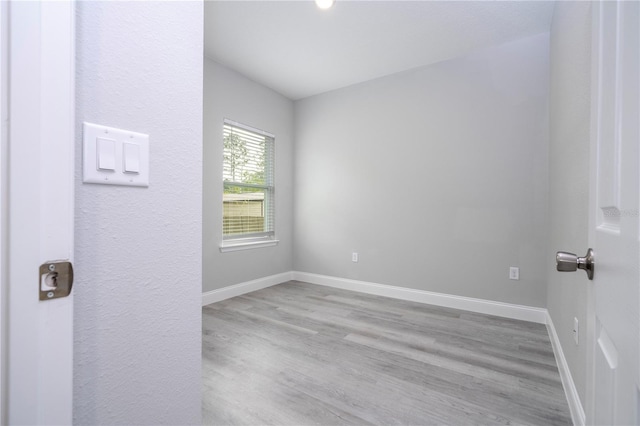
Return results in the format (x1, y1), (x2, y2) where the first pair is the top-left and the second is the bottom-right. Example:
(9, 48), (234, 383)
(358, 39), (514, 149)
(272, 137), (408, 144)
(205, 1), (555, 100)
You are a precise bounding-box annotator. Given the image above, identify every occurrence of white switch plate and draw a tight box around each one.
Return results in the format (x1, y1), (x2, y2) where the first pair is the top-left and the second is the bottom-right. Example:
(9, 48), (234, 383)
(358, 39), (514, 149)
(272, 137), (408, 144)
(509, 267), (519, 280)
(83, 122), (149, 187)
(573, 317), (579, 345)
(352, 252), (358, 262)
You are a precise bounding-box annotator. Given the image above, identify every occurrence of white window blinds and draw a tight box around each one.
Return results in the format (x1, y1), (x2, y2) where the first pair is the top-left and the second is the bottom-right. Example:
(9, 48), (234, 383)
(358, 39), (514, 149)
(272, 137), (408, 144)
(222, 119), (275, 241)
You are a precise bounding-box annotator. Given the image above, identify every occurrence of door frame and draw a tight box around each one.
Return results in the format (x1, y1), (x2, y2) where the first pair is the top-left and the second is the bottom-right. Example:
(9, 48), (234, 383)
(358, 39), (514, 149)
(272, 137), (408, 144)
(2, 1), (75, 423)
(0, 0), (8, 422)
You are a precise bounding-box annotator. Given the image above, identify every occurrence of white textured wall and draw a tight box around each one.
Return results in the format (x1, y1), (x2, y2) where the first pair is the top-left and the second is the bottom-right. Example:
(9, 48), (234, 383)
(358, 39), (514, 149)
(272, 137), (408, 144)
(294, 33), (550, 308)
(548, 1), (592, 408)
(74, 2), (202, 424)
(203, 59), (294, 291)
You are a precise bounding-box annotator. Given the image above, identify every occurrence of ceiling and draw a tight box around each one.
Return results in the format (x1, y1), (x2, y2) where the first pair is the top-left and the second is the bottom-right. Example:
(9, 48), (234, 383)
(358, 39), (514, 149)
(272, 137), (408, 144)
(204, 1), (555, 100)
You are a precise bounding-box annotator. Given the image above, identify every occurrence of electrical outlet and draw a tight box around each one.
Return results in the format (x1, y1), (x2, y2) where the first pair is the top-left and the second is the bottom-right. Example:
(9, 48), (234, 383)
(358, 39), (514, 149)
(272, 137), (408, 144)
(352, 252), (358, 263)
(509, 267), (519, 280)
(573, 317), (579, 345)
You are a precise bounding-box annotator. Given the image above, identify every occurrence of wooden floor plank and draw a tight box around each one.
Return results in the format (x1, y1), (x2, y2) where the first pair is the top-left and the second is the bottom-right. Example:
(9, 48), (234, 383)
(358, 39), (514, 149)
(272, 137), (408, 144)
(202, 281), (572, 425)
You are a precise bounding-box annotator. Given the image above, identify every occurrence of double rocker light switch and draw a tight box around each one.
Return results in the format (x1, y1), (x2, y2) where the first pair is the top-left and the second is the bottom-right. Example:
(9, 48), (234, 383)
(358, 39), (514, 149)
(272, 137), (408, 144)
(83, 122), (149, 187)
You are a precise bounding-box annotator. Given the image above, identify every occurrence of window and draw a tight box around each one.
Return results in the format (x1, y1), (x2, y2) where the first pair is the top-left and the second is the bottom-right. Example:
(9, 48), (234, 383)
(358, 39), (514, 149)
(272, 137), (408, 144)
(221, 119), (276, 251)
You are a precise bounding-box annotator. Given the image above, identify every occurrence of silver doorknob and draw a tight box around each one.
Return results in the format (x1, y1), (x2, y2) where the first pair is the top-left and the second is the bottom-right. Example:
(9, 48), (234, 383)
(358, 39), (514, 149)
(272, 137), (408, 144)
(556, 248), (594, 280)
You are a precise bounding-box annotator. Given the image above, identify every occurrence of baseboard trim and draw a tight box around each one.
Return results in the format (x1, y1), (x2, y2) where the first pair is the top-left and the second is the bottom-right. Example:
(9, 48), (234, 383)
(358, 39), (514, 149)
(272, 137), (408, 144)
(201, 271), (293, 306)
(291, 271), (547, 324)
(546, 313), (585, 426)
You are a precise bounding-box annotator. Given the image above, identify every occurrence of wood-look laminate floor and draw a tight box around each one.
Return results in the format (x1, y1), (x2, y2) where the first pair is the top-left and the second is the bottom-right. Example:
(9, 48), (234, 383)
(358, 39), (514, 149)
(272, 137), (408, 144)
(202, 281), (571, 426)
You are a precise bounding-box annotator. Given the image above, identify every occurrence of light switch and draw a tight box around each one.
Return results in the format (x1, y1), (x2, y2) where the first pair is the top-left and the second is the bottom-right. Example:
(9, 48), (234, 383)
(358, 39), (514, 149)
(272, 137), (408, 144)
(123, 143), (140, 174)
(83, 122), (149, 187)
(97, 138), (116, 171)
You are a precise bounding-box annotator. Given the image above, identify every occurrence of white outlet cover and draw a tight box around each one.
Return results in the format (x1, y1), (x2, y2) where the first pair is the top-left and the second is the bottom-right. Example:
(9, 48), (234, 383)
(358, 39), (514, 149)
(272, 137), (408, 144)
(83, 122), (149, 187)
(509, 267), (519, 280)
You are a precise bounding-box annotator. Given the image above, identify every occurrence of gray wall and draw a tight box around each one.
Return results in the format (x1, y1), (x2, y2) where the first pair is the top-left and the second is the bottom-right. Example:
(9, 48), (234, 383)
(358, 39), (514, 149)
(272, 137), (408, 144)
(294, 33), (550, 308)
(203, 59), (294, 291)
(74, 2), (202, 424)
(547, 1), (592, 409)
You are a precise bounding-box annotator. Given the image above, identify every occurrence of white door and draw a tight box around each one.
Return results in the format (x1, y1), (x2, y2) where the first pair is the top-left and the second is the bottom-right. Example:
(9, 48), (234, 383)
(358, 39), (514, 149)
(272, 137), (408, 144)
(2, 1), (75, 424)
(589, 1), (640, 425)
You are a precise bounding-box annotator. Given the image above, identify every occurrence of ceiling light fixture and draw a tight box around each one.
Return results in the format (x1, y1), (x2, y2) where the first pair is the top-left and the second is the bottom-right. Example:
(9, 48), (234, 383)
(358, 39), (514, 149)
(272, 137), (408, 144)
(315, 0), (335, 10)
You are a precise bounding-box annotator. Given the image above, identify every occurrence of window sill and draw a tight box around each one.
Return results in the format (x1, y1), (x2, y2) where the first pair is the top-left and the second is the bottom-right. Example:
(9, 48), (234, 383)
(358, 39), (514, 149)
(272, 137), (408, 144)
(219, 239), (279, 253)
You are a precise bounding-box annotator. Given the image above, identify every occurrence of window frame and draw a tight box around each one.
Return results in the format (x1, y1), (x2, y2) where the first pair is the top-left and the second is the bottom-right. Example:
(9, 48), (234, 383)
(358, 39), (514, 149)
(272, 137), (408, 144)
(219, 119), (278, 252)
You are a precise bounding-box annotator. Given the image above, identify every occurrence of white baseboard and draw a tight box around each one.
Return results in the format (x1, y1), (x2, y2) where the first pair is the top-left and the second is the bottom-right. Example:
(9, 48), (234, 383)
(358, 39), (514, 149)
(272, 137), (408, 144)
(291, 271), (548, 324)
(546, 313), (585, 426)
(201, 271), (293, 306)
